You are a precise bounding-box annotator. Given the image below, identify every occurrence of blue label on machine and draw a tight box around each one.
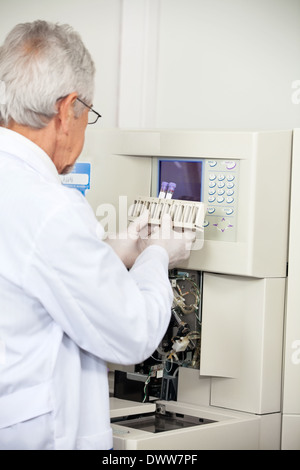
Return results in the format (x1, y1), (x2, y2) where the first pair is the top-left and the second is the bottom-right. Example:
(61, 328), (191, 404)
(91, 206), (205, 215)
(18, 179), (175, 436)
(60, 162), (91, 196)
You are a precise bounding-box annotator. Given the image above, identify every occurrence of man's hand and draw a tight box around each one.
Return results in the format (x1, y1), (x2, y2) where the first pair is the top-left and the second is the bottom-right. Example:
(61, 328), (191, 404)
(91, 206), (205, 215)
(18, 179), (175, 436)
(105, 210), (149, 269)
(106, 211), (196, 269)
(137, 214), (196, 268)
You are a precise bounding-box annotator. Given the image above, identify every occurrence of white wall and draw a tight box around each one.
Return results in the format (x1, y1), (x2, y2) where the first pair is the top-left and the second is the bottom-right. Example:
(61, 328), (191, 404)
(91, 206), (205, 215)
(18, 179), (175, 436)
(157, 0), (300, 130)
(1, 0), (300, 130)
(119, 0), (300, 130)
(0, 0), (122, 128)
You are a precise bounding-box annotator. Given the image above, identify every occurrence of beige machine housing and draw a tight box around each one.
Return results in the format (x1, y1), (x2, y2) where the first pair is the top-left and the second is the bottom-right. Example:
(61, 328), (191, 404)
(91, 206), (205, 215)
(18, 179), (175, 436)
(80, 129), (297, 450)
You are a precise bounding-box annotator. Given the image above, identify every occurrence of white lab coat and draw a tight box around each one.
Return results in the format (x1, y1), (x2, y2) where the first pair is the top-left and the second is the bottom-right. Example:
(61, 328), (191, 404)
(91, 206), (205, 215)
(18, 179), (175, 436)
(0, 127), (172, 450)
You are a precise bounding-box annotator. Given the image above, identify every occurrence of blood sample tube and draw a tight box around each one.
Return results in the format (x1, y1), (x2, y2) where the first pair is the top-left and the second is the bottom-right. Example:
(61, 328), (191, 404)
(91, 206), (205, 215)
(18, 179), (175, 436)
(166, 182), (176, 199)
(159, 181), (168, 198)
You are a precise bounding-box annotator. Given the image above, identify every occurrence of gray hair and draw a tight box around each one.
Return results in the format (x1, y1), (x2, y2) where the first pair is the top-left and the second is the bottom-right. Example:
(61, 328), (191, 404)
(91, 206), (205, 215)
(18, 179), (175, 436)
(0, 20), (95, 129)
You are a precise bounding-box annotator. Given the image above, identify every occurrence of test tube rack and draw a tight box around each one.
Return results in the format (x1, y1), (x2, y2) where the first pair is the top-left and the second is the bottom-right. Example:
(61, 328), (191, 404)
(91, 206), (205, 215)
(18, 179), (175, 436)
(128, 196), (206, 231)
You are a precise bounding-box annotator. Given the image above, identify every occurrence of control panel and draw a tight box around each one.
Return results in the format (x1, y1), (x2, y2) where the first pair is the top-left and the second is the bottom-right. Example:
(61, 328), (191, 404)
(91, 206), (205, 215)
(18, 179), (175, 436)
(100, 129), (292, 277)
(203, 159), (239, 242)
(156, 157), (239, 242)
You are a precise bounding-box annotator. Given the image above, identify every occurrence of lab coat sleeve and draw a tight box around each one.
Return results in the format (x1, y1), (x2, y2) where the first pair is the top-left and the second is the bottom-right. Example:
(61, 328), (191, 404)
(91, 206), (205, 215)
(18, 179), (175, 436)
(21, 195), (173, 365)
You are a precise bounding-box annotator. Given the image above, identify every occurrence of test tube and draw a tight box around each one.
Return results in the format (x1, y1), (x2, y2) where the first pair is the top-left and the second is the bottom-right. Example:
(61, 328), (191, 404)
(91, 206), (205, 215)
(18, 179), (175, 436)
(159, 181), (168, 199)
(150, 201), (157, 218)
(174, 204), (183, 223)
(161, 202), (170, 218)
(166, 182), (176, 199)
(183, 205), (191, 223)
(133, 199), (142, 217)
(170, 203), (177, 221)
(154, 202), (162, 221)
(195, 205), (204, 230)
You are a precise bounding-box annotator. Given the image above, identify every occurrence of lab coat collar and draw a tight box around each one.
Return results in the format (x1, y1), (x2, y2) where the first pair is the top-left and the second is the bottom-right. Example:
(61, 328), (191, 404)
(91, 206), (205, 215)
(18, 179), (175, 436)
(0, 127), (61, 183)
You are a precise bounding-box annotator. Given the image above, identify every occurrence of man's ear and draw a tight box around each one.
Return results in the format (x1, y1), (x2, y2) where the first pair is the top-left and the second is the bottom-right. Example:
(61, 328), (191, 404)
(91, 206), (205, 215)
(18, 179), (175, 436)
(56, 92), (78, 133)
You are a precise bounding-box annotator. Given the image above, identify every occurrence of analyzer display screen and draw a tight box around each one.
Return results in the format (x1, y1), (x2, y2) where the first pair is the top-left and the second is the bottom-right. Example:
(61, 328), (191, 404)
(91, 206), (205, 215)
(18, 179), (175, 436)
(158, 160), (203, 201)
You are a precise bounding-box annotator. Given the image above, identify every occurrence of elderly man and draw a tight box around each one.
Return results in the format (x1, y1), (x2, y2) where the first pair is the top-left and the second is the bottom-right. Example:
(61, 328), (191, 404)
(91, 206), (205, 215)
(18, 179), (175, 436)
(0, 21), (193, 450)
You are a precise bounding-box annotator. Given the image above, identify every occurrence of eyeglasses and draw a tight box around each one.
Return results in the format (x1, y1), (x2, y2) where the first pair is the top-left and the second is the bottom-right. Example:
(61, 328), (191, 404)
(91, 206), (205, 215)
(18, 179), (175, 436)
(76, 97), (102, 125)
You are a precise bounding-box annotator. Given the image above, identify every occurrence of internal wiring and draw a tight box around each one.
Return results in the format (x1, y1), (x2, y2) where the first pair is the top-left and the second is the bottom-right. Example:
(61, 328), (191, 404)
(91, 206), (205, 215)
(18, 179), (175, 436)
(171, 277), (201, 320)
(149, 273), (202, 381)
(142, 370), (152, 403)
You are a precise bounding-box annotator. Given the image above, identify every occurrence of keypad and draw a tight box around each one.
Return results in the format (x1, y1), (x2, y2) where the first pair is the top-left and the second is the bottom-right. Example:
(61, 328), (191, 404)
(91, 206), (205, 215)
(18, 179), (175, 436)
(203, 160), (239, 242)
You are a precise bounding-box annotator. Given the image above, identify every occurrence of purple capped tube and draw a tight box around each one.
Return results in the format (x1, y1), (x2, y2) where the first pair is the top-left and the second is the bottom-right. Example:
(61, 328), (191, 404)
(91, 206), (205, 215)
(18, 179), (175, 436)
(166, 182), (176, 199)
(159, 181), (169, 198)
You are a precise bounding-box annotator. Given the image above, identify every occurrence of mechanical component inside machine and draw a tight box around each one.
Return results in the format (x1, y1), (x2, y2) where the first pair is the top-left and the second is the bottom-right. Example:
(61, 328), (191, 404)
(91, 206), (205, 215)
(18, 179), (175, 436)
(111, 405), (216, 434)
